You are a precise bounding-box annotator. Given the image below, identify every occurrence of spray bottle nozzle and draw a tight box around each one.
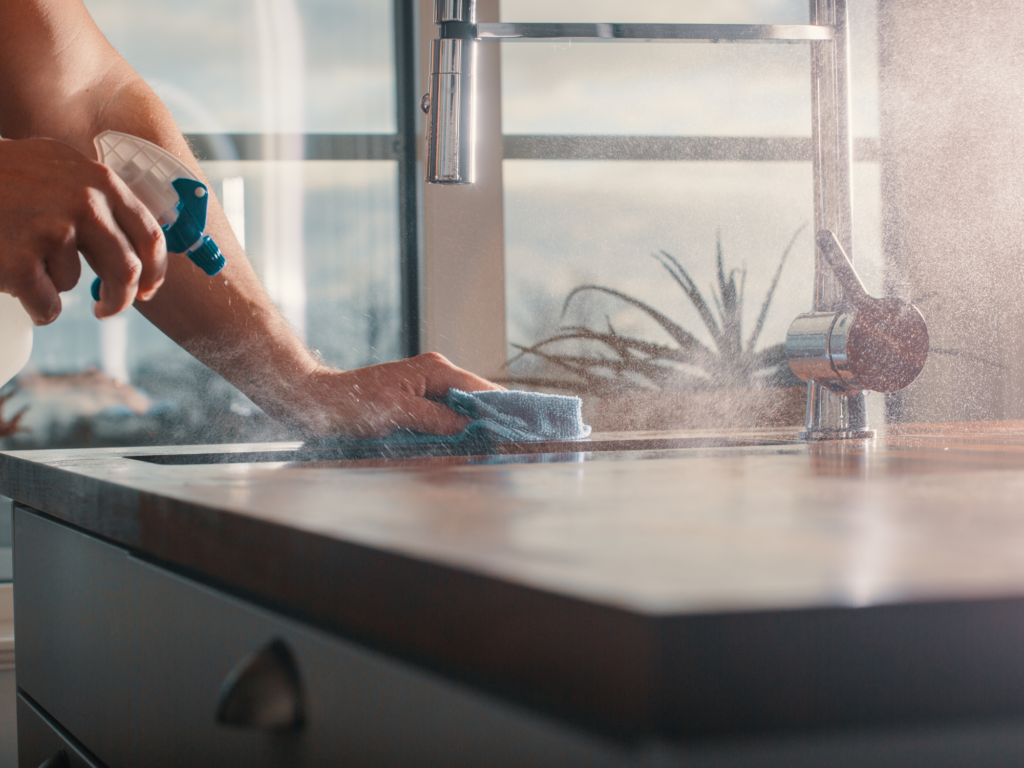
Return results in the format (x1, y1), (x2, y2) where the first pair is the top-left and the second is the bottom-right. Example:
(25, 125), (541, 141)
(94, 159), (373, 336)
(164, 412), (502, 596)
(187, 236), (226, 276)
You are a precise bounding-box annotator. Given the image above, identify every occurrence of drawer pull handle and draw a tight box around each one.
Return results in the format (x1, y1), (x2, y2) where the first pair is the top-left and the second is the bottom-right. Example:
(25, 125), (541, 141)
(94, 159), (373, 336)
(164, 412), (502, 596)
(215, 638), (305, 731)
(38, 751), (69, 768)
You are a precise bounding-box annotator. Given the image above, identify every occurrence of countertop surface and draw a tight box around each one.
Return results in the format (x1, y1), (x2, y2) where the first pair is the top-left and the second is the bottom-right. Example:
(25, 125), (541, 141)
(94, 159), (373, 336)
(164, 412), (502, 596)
(8, 423), (1024, 738)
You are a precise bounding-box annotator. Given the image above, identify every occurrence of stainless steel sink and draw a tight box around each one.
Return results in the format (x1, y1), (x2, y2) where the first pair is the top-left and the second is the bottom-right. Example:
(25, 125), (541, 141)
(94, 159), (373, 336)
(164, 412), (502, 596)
(128, 430), (802, 466)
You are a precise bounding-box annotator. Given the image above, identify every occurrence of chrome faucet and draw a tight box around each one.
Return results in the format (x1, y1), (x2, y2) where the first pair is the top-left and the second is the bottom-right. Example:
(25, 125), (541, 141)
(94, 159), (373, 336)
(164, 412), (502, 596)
(422, 0), (929, 439)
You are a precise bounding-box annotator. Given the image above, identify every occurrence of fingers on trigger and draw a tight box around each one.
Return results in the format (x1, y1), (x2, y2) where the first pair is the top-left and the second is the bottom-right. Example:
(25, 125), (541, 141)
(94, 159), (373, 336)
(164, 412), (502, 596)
(46, 248), (83, 294)
(113, 204), (167, 299)
(79, 230), (143, 317)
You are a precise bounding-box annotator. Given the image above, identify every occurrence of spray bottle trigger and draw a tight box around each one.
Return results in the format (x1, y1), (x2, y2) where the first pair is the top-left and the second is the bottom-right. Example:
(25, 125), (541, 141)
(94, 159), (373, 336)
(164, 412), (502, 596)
(163, 178), (210, 254)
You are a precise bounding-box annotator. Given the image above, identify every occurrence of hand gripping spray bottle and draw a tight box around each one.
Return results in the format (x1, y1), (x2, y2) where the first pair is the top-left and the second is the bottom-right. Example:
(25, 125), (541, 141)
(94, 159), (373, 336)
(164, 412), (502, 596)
(0, 131), (226, 389)
(90, 130), (226, 302)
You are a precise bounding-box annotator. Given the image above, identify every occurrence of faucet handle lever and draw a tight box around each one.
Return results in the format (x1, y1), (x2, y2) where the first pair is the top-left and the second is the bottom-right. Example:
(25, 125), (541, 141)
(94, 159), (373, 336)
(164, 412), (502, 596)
(816, 229), (871, 308)
(787, 229), (930, 396)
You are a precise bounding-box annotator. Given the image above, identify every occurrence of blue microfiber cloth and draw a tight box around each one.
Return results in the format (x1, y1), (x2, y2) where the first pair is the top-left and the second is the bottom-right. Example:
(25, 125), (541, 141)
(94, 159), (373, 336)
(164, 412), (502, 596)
(310, 389), (591, 450)
(443, 388), (591, 443)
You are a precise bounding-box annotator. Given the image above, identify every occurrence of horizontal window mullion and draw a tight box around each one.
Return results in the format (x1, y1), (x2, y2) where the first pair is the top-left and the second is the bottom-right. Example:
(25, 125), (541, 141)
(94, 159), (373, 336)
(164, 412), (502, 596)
(502, 135), (879, 163)
(185, 133), (400, 162)
(185, 133), (880, 163)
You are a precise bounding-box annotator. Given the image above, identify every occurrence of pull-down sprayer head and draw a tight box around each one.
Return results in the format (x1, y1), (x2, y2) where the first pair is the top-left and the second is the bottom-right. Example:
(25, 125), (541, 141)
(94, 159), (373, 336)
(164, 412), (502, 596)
(423, 0), (478, 184)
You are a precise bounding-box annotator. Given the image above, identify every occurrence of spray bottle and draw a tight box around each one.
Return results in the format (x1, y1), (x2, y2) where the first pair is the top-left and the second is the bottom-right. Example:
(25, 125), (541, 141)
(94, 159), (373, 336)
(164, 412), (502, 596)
(0, 295), (35, 388)
(90, 130), (226, 301)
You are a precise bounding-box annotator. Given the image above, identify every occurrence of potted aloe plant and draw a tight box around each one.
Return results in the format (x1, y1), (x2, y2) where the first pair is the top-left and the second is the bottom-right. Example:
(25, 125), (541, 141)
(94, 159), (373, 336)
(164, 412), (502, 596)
(505, 227), (809, 431)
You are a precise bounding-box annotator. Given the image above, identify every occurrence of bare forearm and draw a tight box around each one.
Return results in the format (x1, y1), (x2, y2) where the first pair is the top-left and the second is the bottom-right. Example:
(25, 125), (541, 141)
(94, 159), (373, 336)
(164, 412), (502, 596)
(135, 192), (321, 421)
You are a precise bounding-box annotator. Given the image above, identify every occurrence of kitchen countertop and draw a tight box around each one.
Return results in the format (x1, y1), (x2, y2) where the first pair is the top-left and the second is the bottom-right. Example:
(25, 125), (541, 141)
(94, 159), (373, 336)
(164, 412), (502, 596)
(7, 423), (1024, 740)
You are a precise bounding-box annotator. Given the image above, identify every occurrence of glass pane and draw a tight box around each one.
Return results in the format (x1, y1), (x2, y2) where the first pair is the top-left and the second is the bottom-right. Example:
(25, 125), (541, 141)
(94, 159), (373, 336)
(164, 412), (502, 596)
(501, 0), (879, 139)
(83, 0), (396, 133)
(504, 160), (815, 364)
(502, 45), (811, 137)
(501, 0), (811, 137)
(500, 0), (810, 24)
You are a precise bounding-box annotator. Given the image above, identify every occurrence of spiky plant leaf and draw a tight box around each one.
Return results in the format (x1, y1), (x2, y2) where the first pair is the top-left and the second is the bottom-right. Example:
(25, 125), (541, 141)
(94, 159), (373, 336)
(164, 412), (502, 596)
(652, 251), (723, 346)
(561, 285), (714, 359)
(747, 224), (806, 351)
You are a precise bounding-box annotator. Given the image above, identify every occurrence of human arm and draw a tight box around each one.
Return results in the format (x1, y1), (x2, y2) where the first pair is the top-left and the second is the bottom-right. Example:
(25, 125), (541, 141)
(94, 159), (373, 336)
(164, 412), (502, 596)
(0, 0), (498, 437)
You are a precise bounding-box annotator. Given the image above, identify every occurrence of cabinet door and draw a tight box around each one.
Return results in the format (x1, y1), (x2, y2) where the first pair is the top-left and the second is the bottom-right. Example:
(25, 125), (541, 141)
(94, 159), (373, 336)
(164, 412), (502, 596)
(14, 506), (623, 768)
(14, 507), (141, 765)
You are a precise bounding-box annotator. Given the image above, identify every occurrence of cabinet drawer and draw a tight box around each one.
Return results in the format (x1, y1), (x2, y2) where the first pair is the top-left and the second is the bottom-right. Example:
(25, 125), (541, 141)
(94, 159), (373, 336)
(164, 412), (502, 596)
(14, 506), (620, 767)
(17, 692), (102, 768)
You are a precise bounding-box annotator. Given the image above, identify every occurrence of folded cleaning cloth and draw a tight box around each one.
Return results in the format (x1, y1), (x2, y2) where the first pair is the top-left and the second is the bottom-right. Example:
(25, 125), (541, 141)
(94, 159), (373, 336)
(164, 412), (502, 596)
(314, 388), (591, 447)
(443, 388), (591, 443)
